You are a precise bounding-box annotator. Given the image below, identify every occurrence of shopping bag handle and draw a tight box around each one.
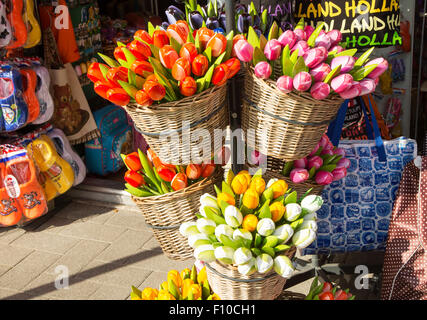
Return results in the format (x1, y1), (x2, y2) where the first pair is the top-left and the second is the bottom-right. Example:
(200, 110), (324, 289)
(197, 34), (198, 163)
(327, 99), (349, 147)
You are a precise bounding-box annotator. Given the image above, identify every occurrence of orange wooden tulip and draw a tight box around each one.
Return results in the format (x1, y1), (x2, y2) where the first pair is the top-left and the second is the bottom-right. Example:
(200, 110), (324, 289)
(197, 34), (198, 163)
(186, 164), (202, 180)
(127, 40), (151, 61)
(206, 33), (227, 57)
(87, 62), (108, 83)
(172, 57), (191, 81)
(176, 20), (190, 36)
(212, 63), (229, 86)
(153, 30), (170, 48)
(106, 88), (130, 106)
(134, 30), (153, 44)
(224, 58), (241, 79)
(131, 61), (154, 77)
(147, 148), (176, 171)
(106, 67), (128, 87)
(180, 43), (198, 63)
(159, 45), (179, 69)
(201, 163), (216, 178)
(146, 74), (159, 83)
(157, 164), (176, 182)
(135, 90), (153, 106)
(171, 173), (188, 191)
(167, 23), (188, 45)
(114, 47), (126, 62)
(179, 76), (197, 97)
(143, 80), (166, 101)
(197, 27), (214, 50)
(94, 81), (113, 100)
(191, 54), (209, 77)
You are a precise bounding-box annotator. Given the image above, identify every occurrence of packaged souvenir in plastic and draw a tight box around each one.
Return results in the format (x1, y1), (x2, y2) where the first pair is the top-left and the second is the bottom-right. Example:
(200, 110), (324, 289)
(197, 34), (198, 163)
(31, 63), (54, 124)
(0, 144), (48, 227)
(0, 0), (12, 48)
(22, 0), (41, 48)
(6, 0), (28, 50)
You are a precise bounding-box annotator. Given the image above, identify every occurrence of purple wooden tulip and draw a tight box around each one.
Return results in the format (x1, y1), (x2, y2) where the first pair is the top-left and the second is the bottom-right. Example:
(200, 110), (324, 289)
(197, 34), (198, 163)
(315, 32), (332, 50)
(234, 40), (254, 62)
(294, 158), (308, 169)
(333, 148), (346, 157)
(293, 71), (312, 91)
(331, 56), (356, 73)
(276, 75), (293, 93)
(304, 25), (315, 39)
(294, 28), (306, 41)
(308, 156), (323, 170)
(315, 171), (333, 185)
(310, 63), (331, 82)
(336, 158), (351, 169)
(339, 82), (362, 99)
(292, 40), (309, 56)
(331, 73), (354, 93)
(330, 45), (344, 53)
(254, 61), (272, 79)
(290, 168), (309, 183)
(278, 30), (297, 49)
(327, 30), (342, 47)
(310, 82), (331, 100)
(332, 167), (347, 181)
(264, 39), (282, 61)
(304, 47), (328, 68)
(365, 58), (389, 79)
(359, 78), (377, 96)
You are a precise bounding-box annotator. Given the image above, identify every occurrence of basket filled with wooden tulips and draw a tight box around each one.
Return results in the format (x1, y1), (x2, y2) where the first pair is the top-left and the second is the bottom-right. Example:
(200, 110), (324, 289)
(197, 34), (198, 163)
(88, 20), (241, 164)
(248, 134), (350, 196)
(122, 147), (227, 261)
(179, 169), (324, 300)
(131, 265), (220, 300)
(233, 18), (388, 161)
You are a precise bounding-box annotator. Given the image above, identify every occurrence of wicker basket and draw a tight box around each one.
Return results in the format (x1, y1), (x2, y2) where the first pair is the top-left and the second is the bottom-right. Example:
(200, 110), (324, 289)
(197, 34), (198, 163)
(206, 247), (296, 300)
(124, 84), (229, 165)
(241, 67), (343, 161)
(131, 168), (224, 261)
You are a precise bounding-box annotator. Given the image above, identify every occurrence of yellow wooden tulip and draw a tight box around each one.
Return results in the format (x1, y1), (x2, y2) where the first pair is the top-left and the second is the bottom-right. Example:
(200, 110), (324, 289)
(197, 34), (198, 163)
(197, 266), (207, 285)
(231, 174), (249, 195)
(217, 192), (236, 206)
(270, 201), (286, 222)
(158, 289), (176, 300)
(181, 278), (195, 298)
(189, 284), (202, 300)
(167, 270), (182, 288)
(242, 214), (258, 232)
(141, 287), (159, 300)
(181, 268), (191, 280)
(242, 188), (259, 209)
(270, 180), (288, 199)
(249, 176), (266, 195)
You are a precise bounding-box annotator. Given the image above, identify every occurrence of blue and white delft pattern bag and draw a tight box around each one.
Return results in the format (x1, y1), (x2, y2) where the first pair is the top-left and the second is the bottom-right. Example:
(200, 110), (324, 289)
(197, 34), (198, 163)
(303, 98), (417, 254)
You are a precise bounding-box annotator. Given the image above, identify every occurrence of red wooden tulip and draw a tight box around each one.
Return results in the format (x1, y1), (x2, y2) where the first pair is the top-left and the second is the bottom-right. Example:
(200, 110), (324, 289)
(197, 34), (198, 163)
(224, 58), (240, 79)
(201, 163), (216, 178)
(125, 152), (142, 172)
(94, 81), (113, 100)
(153, 30), (170, 48)
(114, 47), (126, 62)
(180, 42), (198, 63)
(125, 170), (145, 188)
(157, 164), (176, 182)
(206, 33), (227, 57)
(106, 67), (128, 87)
(172, 57), (191, 81)
(146, 74), (159, 83)
(176, 20), (190, 36)
(127, 40), (151, 61)
(179, 76), (197, 97)
(87, 62), (108, 83)
(106, 88), (130, 106)
(143, 80), (166, 101)
(171, 173), (188, 191)
(159, 45), (179, 69)
(135, 90), (153, 106)
(186, 164), (202, 180)
(167, 23), (188, 45)
(131, 61), (154, 77)
(212, 63), (229, 86)
(134, 30), (153, 44)
(191, 54), (209, 77)
(197, 27), (215, 50)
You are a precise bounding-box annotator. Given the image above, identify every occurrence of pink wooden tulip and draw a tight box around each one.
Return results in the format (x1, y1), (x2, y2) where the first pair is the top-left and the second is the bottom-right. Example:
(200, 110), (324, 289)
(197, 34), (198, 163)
(359, 78), (377, 96)
(250, 150), (267, 166)
(294, 158), (308, 169)
(294, 28), (306, 41)
(321, 148), (334, 156)
(315, 33), (332, 50)
(234, 40), (254, 62)
(276, 75), (293, 93)
(318, 135), (329, 148)
(293, 71), (312, 92)
(304, 25), (315, 39)
(310, 63), (331, 82)
(292, 40), (309, 56)
(290, 168), (309, 183)
(264, 39), (282, 61)
(365, 58), (389, 79)
(327, 30), (342, 47)
(330, 45), (344, 53)
(304, 47), (328, 68)
(339, 82), (362, 99)
(332, 167), (347, 181)
(310, 82), (331, 100)
(333, 148), (346, 157)
(331, 74), (354, 93)
(308, 143), (320, 157)
(336, 158), (351, 169)
(308, 156), (323, 170)
(254, 61), (272, 79)
(331, 56), (356, 73)
(315, 171), (333, 185)
(278, 30), (297, 49)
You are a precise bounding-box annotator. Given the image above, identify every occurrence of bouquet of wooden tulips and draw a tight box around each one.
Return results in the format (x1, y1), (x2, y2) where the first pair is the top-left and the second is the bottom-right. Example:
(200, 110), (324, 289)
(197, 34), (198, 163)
(279, 134), (349, 185)
(122, 148), (226, 197)
(131, 265), (220, 300)
(179, 170), (324, 277)
(305, 277), (355, 300)
(87, 18), (241, 106)
(233, 18), (388, 100)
